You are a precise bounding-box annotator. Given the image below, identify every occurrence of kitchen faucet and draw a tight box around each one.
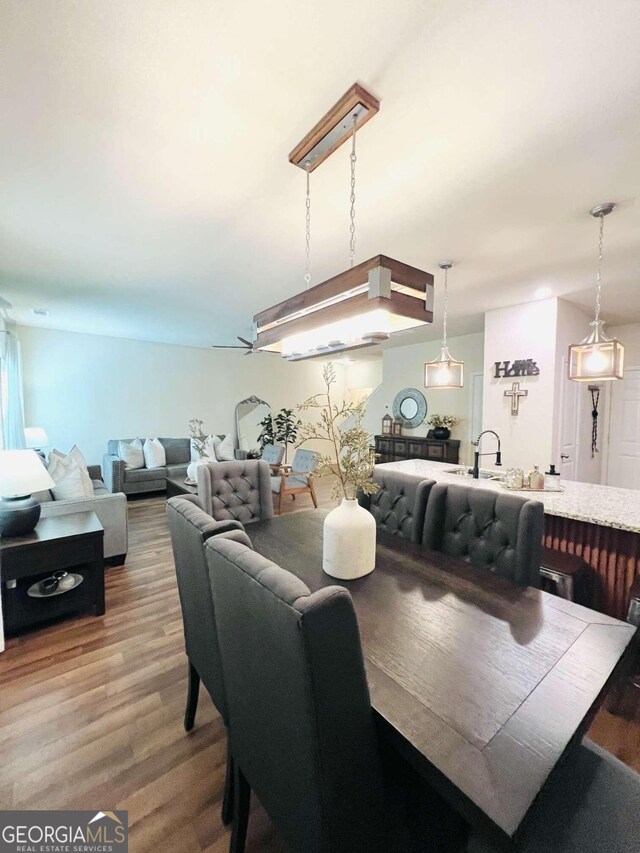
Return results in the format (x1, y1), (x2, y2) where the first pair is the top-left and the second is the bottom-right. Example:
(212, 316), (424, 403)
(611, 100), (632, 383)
(472, 430), (502, 479)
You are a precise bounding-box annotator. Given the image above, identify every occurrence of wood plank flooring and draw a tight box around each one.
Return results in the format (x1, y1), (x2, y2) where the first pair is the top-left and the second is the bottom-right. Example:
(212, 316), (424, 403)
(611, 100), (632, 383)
(1, 479), (638, 853)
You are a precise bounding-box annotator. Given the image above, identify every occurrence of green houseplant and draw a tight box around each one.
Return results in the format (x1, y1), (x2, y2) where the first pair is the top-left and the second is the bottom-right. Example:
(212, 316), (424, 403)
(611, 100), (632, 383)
(258, 409), (301, 462)
(298, 363), (378, 579)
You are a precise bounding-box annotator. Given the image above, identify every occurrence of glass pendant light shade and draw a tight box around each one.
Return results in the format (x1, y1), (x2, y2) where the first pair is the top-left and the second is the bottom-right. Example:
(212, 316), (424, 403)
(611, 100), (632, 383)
(425, 261), (464, 389)
(425, 345), (464, 388)
(568, 320), (624, 381)
(569, 203), (624, 382)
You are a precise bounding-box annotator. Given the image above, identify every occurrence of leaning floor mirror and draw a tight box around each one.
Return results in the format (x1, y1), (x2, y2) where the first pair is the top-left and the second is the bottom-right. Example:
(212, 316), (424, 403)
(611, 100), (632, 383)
(235, 396), (271, 455)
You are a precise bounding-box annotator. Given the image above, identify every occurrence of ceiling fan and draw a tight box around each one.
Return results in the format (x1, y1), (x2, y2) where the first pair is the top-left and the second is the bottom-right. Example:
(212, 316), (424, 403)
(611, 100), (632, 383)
(211, 336), (280, 356)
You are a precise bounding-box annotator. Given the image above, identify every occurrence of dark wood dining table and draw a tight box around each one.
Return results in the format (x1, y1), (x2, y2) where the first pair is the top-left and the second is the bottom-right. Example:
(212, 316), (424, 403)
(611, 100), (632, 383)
(248, 508), (638, 846)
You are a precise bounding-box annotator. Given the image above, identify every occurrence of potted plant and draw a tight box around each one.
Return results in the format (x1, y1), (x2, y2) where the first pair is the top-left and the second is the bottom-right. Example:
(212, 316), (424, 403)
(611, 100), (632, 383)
(258, 409), (301, 462)
(274, 408), (301, 463)
(427, 414), (459, 440)
(258, 414), (275, 450)
(298, 363), (379, 580)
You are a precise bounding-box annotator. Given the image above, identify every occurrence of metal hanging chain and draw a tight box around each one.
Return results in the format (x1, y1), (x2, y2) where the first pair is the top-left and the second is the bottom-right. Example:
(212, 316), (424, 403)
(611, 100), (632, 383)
(349, 115), (357, 267)
(442, 265), (449, 347)
(594, 212), (605, 322)
(304, 161), (311, 289)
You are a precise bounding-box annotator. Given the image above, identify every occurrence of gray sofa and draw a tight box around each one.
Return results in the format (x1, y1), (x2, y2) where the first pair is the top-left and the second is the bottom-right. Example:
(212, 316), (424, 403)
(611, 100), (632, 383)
(36, 464), (128, 562)
(103, 437), (194, 495)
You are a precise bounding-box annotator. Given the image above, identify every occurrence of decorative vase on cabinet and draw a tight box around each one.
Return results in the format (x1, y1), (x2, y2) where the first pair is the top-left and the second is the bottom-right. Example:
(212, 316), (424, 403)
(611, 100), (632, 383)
(432, 426), (451, 440)
(323, 499), (376, 580)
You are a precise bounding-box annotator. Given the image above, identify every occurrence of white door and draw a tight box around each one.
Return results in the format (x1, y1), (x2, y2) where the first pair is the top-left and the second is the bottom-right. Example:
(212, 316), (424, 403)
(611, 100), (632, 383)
(558, 359), (579, 480)
(606, 368), (640, 489)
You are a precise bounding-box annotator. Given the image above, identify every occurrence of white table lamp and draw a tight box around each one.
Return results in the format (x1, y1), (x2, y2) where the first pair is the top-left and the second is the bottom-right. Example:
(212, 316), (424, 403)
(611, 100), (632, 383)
(24, 427), (50, 450)
(0, 449), (55, 537)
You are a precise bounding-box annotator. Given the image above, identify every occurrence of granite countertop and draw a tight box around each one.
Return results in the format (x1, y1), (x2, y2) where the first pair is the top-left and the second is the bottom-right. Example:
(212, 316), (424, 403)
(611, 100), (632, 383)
(377, 459), (640, 534)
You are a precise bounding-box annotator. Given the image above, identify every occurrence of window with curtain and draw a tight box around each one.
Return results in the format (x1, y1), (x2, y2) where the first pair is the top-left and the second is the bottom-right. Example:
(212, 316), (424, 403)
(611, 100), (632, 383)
(0, 325), (26, 450)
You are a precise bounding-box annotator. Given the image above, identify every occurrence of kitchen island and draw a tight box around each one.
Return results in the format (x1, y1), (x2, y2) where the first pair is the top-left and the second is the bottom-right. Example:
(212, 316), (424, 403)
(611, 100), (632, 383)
(378, 459), (640, 619)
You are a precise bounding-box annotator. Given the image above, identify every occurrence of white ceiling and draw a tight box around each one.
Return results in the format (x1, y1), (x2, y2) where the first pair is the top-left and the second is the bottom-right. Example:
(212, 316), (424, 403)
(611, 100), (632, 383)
(1, 0), (639, 350)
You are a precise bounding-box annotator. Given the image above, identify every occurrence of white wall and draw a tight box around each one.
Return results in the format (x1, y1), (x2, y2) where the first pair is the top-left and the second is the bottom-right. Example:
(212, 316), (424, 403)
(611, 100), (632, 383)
(355, 333), (485, 466)
(482, 297), (605, 480)
(483, 299), (558, 471)
(18, 326), (347, 466)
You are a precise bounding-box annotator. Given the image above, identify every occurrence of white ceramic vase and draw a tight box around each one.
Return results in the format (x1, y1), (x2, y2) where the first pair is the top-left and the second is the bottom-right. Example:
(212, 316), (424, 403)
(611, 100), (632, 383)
(187, 458), (208, 482)
(323, 498), (376, 580)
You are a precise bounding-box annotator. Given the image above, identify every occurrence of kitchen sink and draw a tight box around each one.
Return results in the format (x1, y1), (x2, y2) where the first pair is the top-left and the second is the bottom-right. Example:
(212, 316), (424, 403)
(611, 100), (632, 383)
(445, 467), (500, 480)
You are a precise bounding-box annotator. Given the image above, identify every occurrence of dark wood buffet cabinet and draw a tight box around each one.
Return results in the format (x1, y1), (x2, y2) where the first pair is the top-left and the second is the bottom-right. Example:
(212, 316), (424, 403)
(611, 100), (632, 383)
(374, 434), (460, 465)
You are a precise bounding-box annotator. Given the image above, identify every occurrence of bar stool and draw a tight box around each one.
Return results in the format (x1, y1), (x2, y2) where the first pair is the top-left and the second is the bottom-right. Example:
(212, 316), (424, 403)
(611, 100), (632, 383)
(540, 546), (592, 604)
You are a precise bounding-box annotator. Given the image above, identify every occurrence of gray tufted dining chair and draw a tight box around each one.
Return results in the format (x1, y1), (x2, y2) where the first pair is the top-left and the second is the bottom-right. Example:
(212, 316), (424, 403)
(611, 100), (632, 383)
(197, 460), (274, 524)
(420, 482), (544, 587)
(358, 469), (435, 544)
(166, 494), (254, 826)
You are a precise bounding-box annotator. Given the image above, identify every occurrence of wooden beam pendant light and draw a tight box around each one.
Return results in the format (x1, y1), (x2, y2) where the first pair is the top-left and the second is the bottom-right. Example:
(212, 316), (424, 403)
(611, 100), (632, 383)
(255, 83), (433, 361)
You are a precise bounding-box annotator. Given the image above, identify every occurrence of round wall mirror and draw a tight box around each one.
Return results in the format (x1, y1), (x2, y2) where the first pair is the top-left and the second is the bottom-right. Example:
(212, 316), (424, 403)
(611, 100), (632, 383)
(392, 388), (427, 429)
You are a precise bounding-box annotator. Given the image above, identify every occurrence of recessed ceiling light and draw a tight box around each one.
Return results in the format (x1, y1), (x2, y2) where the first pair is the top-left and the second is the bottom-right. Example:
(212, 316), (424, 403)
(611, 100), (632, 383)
(32, 308), (50, 316)
(534, 287), (552, 300)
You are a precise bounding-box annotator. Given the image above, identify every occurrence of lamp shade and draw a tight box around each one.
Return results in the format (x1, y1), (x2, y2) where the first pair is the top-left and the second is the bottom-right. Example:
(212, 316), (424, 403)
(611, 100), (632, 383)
(568, 320), (625, 381)
(0, 450), (55, 497)
(24, 426), (50, 449)
(424, 346), (464, 389)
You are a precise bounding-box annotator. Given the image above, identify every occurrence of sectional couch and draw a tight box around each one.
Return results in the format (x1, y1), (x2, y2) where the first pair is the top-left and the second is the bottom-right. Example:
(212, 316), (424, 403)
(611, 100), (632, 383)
(103, 437), (195, 495)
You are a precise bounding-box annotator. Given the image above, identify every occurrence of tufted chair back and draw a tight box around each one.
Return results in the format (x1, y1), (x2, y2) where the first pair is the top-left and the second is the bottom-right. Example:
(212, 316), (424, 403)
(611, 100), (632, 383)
(166, 494), (253, 723)
(205, 535), (387, 853)
(291, 448), (319, 477)
(358, 469), (435, 544)
(261, 444), (285, 467)
(197, 460), (274, 525)
(421, 483), (543, 587)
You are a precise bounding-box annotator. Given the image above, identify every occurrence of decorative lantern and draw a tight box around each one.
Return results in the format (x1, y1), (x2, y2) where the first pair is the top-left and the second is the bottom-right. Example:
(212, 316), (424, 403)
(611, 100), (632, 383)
(392, 421), (403, 436)
(381, 413), (393, 435)
(425, 261), (464, 389)
(568, 204), (624, 381)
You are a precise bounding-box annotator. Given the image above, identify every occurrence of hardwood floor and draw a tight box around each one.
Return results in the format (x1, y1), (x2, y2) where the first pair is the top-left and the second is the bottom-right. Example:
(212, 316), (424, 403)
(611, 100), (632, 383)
(1, 479), (638, 853)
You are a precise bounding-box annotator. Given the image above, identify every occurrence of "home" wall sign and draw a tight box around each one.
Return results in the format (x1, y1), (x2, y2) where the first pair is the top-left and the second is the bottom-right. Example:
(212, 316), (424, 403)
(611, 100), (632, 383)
(494, 359), (540, 379)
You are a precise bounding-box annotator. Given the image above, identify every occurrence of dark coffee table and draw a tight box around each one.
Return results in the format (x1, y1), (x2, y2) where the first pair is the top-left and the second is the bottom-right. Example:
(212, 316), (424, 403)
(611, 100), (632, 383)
(166, 476), (198, 498)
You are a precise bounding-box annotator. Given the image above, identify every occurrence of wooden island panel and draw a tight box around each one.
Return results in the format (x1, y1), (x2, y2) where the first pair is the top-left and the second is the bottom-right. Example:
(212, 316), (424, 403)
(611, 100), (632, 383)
(544, 515), (640, 620)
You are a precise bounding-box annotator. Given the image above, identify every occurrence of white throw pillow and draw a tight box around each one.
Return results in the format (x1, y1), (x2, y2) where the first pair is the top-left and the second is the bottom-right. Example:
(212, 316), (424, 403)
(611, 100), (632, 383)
(50, 445), (90, 474)
(215, 433), (235, 462)
(119, 438), (144, 469)
(204, 435), (219, 460)
(47, 448), (94, 500)
(143, 437), (166, 469)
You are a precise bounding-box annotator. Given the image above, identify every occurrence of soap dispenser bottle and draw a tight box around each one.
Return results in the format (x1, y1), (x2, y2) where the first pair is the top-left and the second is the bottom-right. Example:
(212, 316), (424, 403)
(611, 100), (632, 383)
(529, 465), (544, 490)
(545, 464), (561, 491)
